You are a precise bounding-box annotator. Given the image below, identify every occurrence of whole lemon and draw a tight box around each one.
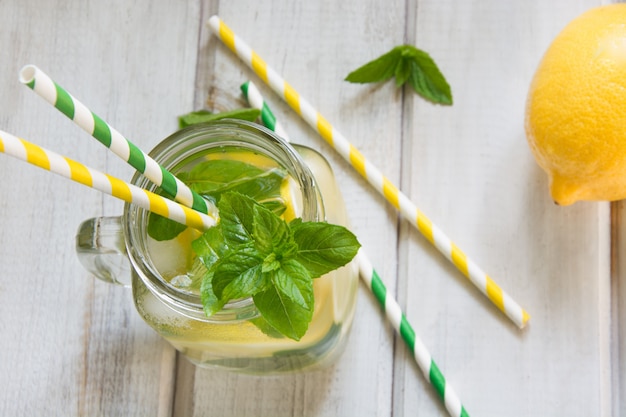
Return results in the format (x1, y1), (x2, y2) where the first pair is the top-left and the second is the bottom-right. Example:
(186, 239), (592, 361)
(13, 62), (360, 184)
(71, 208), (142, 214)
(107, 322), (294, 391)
(525, 4), (626, 205)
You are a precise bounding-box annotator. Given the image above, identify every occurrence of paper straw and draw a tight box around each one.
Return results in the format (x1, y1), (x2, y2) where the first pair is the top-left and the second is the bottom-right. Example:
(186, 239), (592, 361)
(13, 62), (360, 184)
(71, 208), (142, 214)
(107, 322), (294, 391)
(358, 255), (469, 417)
(18, 65), (218, 220)
(242, 83), (469, 417)
(240, 81), (289, 139)
(209, 16), (529, 329)
(0, 129), (216, 231)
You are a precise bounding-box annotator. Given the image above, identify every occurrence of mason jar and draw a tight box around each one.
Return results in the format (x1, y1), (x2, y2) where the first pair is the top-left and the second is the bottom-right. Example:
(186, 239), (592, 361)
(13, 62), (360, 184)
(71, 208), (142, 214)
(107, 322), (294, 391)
(75, 119), (359, 374)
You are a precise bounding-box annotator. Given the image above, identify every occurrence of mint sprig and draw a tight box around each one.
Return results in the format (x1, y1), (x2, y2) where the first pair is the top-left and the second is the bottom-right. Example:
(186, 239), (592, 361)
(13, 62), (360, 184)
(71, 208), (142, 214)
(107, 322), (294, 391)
(345, 45), (452, 105)
(147, 119), (360, 340)
(195, 192), (360, 341)
(147, 159), (286, 241)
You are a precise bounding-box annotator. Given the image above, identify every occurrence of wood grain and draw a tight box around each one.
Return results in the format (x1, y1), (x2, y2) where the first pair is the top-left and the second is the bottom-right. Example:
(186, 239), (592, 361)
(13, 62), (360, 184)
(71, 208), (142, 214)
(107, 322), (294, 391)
(0, 0), (622, 416)
(399, 1), (612, 415)
(0, 1), (198, 415)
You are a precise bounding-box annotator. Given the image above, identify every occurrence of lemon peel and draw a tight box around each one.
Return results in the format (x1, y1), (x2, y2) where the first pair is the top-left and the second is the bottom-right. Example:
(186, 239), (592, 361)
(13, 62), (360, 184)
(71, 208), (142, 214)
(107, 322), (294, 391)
(525, 4), (626, 205)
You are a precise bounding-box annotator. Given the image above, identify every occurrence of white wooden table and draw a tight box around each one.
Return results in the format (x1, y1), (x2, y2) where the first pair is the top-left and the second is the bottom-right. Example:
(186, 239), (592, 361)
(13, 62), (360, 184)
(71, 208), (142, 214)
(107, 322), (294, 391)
(0, 1), (623, 415)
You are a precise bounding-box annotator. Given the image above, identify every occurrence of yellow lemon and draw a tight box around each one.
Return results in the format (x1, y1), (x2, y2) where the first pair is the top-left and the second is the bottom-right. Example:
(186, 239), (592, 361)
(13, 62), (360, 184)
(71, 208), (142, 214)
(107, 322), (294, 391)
(525, 4), (626, 205)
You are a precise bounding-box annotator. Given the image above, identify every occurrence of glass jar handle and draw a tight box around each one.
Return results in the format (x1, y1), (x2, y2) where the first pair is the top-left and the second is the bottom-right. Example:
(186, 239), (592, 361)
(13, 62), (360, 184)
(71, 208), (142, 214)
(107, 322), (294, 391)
(75, 216), (131, 286)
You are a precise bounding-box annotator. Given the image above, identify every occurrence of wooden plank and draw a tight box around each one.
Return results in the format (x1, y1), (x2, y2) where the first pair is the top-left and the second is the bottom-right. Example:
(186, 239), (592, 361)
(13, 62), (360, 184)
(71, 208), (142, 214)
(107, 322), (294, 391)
(613, 201), (626, 416)
(0, 1), (199, 415)
(396, 0), (612, 415)
(178, 1), (406, 416)
(0, 1), (621, 416)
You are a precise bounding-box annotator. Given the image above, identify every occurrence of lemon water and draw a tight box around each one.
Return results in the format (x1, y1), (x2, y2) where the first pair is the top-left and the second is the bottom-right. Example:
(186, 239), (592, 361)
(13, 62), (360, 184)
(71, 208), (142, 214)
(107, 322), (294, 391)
(132, 145), (358, 372)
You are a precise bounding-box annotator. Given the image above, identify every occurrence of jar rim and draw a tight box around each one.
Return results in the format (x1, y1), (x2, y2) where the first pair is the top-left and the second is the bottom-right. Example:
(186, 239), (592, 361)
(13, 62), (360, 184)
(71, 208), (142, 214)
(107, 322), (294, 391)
(123, 119), (323, 321)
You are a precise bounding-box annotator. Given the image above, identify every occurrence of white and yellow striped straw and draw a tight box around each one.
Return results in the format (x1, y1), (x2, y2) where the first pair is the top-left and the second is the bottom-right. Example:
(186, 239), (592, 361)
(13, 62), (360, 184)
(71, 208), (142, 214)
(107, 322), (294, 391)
(0, 129), (216, 231)
(209, 16), (529, 328)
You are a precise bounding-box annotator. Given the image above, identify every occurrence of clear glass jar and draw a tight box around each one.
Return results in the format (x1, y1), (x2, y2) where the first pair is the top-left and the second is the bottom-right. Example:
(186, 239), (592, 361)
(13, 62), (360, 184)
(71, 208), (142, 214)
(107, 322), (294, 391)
(76, 120), (359, 374)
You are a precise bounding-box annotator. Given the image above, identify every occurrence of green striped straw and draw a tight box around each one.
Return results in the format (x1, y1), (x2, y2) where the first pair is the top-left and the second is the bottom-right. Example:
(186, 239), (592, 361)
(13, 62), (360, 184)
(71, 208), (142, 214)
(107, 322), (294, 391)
(241, 81), (289, 139)
(242, 80), (469, 417)
(359, 256), (469, 417)
(18, 65), (218, 221)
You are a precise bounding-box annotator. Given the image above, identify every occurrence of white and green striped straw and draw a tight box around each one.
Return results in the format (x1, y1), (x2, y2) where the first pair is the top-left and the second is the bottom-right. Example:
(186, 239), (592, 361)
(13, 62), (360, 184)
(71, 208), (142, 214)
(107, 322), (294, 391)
(0, 129), (215, 231)
(240, 81), (289, 139)
(18, 65), (218, 221)
(209, 16), (529, 329)
(241, 83), (469, 417)
(358, 255), (469, 417)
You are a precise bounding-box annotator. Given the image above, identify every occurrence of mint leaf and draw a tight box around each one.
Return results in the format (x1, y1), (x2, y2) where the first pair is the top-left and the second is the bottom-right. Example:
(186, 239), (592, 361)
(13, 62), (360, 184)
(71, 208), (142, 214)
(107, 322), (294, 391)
(188, 160), (259, 191)
(230, 169), (286, 211)
(394, 55), (412, 87)
(345, 45), (452, 105)
(178, 108), (261, 128)
(272, 259), (313, 310)
(211, 244), (269, 301)
(147, 212), (187, 241)
(186, 160), (268, 194)
(262, 253), (281, 273)
(193, 227), (228, 316)
(291, 221), (361, 278)
(249, 316), (285, 339)
(253, 276), (313, 341)
(404, 48), (452, 105)
(187, 160), (286, 214)
(344, 47), (401, 83)
(252, 203), (297, 257)
(200, 268), (225, 316)
(218, 192), (257, 246)
(191, 225), (228, 267)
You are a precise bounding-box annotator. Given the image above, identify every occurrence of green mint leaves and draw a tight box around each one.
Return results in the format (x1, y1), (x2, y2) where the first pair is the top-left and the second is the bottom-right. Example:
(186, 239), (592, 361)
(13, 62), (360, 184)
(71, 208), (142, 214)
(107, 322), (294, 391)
(147, 211), (188, 242)
(147, 159), (286, 241)
(194, 192), (360, 341)
(148, 115), (361, 340)
(178, 108), (261, 128)
(345, 45), (453, 105)
(185, 159), (287, 215)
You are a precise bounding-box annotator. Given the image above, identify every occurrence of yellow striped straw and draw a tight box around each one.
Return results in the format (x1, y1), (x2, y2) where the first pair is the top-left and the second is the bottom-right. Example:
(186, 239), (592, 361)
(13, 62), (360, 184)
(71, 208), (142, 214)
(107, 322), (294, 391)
(208, 16), (529, 328)
(0, 129), (216, 231)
